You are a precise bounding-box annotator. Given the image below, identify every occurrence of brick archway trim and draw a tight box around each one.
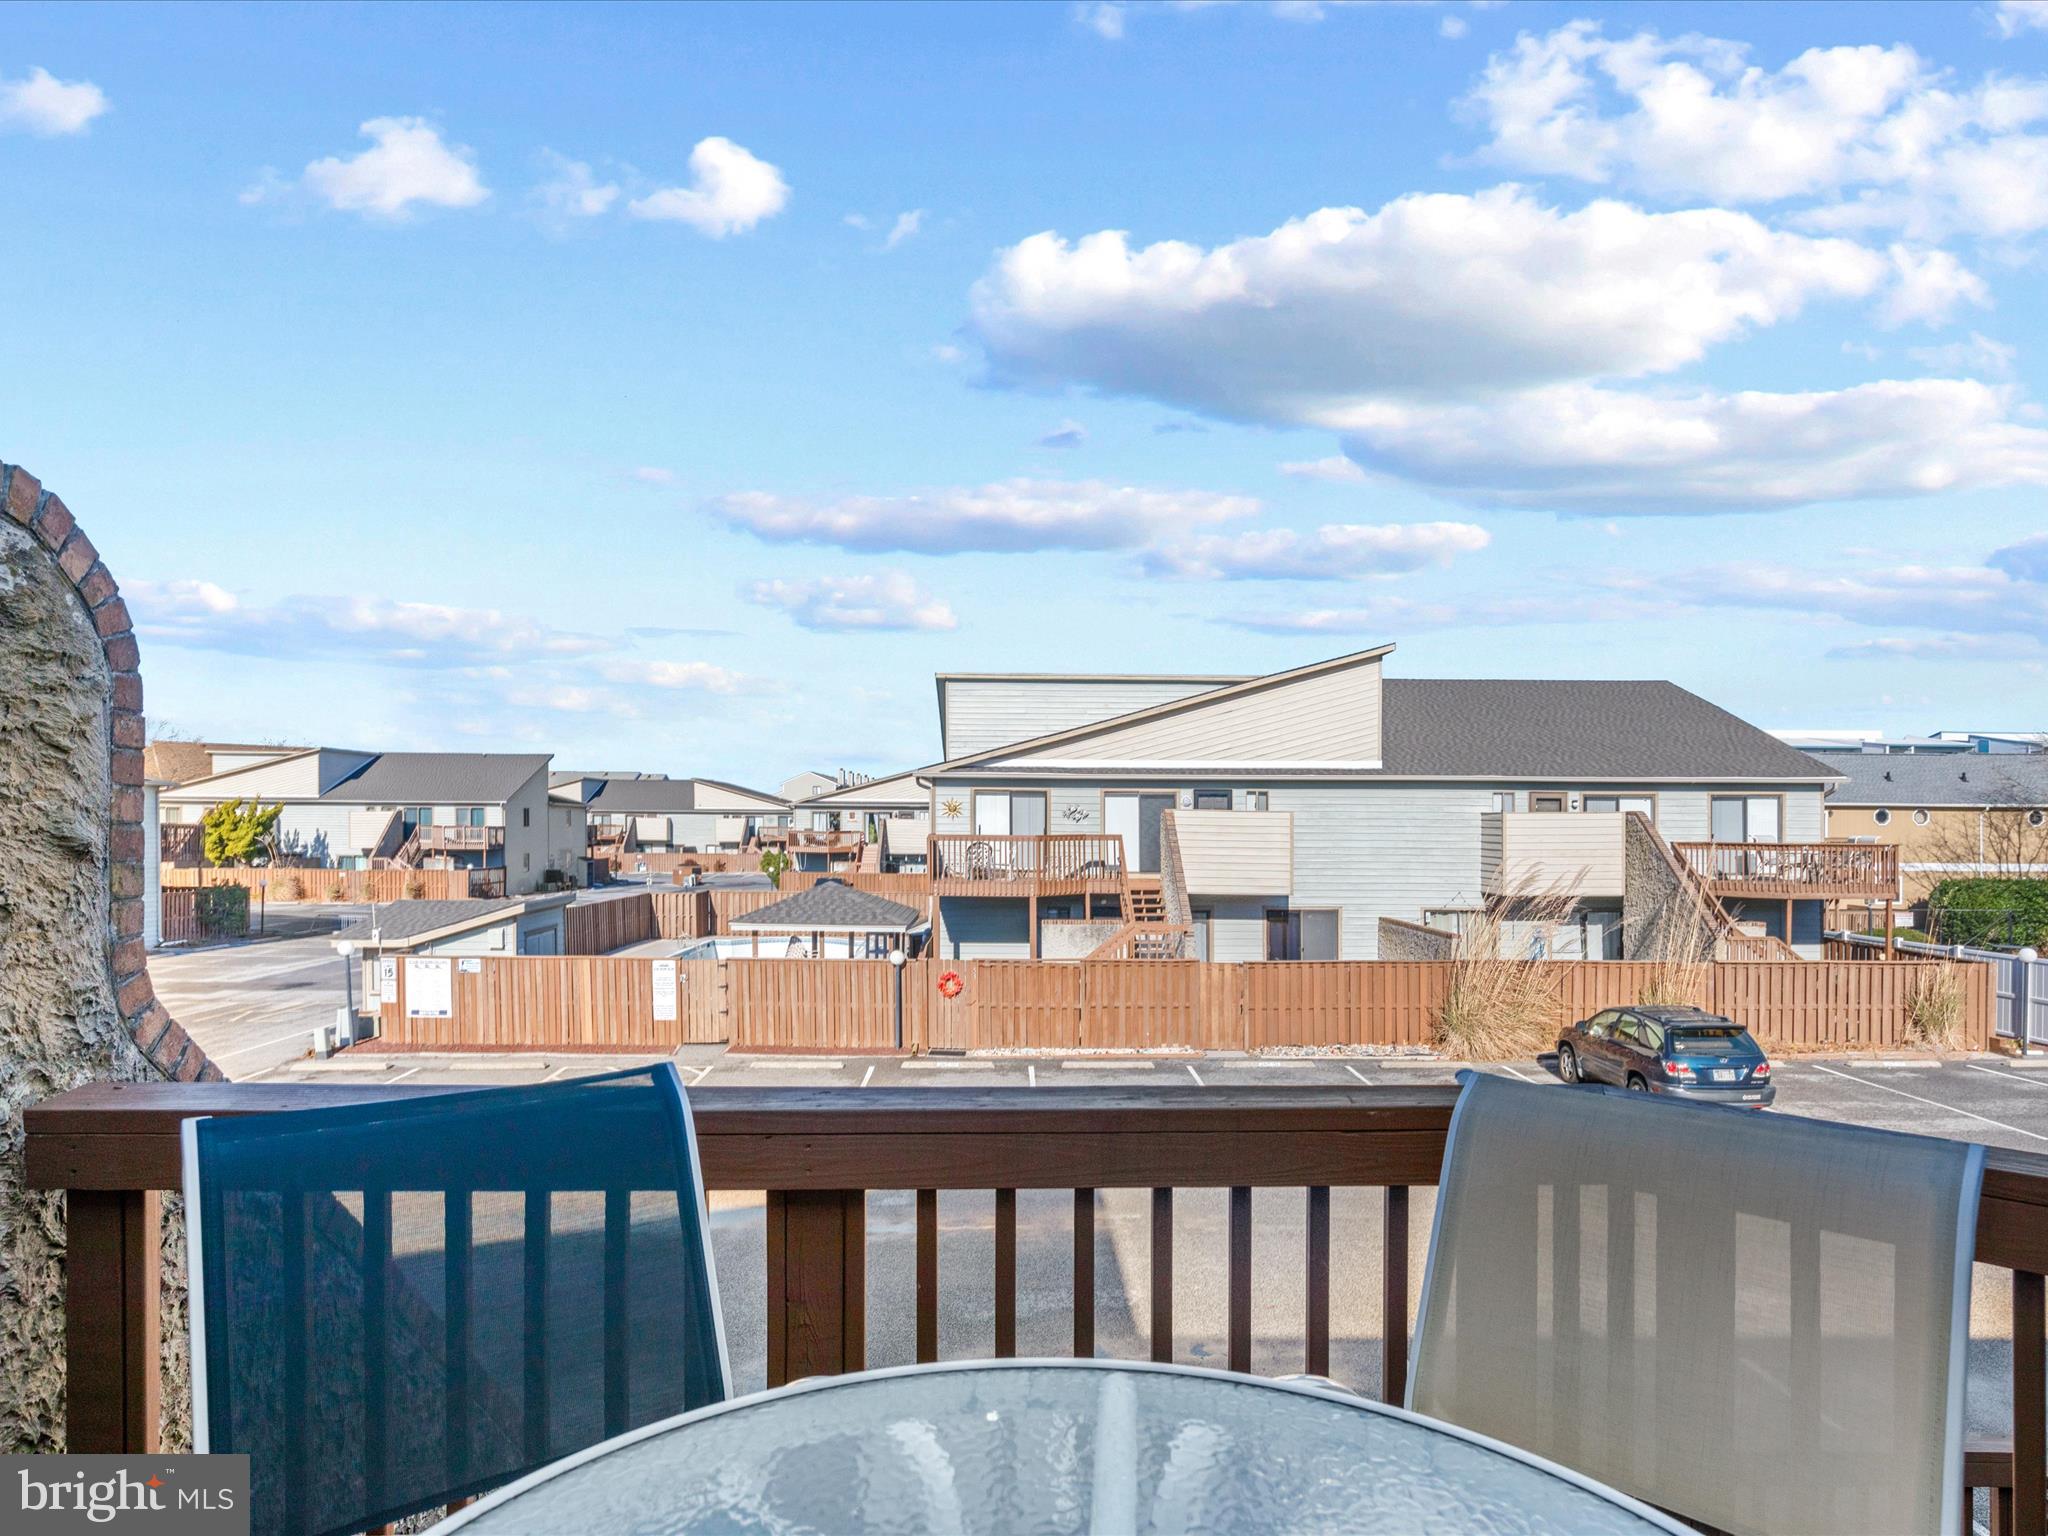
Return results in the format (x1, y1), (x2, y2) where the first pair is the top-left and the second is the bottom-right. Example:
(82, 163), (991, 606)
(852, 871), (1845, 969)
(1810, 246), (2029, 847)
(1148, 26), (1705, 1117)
(3, 462), (223, 1083)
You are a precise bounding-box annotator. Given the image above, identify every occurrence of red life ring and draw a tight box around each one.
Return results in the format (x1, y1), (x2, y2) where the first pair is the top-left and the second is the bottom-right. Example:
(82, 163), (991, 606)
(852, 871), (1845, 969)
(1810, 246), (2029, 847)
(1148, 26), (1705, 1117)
(938, 970), (964, 999)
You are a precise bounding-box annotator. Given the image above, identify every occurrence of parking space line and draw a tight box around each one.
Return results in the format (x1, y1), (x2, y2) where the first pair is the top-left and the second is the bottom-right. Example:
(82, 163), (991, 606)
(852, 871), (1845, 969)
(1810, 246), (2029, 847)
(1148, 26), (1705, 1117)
(1028, 1064), (1037, 1089)
(860, 1064), (875, 1088)
(692, 1063), (713, 1085)
(1966, 1064), (2048, 1089)
(751, 1060), (843, 1071)
(1343, 1064), (1373, 1086)
(1808, 1063), (2048, 1143)
(1493, 1064), (1537, 1083)
(387, 1066), (420, 1083)
(1186, 1064), (1204, 1086)
(213, 1028), (326, 1062)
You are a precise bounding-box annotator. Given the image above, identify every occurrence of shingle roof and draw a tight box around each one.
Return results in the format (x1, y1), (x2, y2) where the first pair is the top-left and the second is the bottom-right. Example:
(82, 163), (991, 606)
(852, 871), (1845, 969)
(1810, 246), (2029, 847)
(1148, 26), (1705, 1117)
(334, 899), (523, 942)
(586, 778), (699, 814)
(326, 753), (550, 805)
(1815, 750), (2048, 807)
(143, 741), (213, 785)
(1378, 680), (1836, 780)
(727, 880), (925, 931)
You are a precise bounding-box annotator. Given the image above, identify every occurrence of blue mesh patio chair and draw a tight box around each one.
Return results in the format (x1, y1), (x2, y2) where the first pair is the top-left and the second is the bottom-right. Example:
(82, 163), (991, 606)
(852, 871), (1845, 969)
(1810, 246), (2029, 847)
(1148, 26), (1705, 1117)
(183, 1064), (729, 1536)
(1410, 1071), (1983, 1536)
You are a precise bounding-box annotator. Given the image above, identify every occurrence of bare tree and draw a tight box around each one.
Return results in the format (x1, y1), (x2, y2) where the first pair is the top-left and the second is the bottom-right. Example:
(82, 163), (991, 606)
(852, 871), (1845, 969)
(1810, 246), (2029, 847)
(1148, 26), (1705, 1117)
(1921, 760), (2048, 877)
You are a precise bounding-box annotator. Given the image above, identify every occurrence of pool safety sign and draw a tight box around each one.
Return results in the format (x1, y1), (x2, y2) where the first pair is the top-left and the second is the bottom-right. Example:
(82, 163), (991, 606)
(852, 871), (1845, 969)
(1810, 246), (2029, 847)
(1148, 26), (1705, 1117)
(652, 958), (678, 1022)
(405, 957), (453, 1018)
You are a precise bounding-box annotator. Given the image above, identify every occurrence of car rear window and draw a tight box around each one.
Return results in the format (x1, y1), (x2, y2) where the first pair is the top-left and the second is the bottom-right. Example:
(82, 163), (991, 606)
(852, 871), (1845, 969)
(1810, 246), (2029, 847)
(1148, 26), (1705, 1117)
(1669, 1026), (1758, 1053)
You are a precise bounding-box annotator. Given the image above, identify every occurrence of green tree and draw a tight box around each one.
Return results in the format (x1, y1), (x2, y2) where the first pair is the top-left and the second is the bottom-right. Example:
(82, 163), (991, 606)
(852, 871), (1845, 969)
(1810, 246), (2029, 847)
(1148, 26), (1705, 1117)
(758, 848), (790, 887)
(202, 798), (282, 867)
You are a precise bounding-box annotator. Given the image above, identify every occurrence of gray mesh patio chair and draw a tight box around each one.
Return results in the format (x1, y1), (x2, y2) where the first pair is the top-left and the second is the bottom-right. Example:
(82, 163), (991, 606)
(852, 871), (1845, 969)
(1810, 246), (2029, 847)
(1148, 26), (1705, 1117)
(1410, 1072), (1983, 1536)
(184, 1064), (729, 1536)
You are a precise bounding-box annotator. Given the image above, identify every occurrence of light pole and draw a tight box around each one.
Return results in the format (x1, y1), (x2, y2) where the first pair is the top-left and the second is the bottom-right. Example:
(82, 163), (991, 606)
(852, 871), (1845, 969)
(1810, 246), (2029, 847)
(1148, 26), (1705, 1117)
(336, 939), (356, 1051)
(888, 946), (908, 1053)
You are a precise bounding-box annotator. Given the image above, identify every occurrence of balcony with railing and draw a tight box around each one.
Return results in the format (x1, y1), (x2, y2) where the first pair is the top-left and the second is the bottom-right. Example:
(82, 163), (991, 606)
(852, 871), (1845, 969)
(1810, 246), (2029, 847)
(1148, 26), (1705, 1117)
(26, 1081), (2048, 1531)
(927, 832), (1129, 899)
(1672, 839), (1900, 900)
(414, 823), (506, 852)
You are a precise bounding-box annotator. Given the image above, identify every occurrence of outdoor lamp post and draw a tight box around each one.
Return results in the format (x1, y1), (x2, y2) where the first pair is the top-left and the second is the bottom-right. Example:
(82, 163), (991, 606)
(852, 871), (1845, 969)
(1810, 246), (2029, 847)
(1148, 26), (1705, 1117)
(337, 939), (356, 1039)
(889, 946), (908, 1052)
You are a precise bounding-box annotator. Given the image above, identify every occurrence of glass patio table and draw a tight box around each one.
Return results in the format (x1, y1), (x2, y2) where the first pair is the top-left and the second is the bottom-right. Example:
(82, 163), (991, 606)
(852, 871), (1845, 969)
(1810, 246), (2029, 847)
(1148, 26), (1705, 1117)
(443, 1360), (1687, 1535)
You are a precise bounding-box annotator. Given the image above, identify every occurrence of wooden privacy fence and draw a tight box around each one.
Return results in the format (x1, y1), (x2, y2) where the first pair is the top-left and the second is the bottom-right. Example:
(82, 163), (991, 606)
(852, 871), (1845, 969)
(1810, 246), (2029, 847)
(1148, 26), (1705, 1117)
(366, 955), (1990, 1055)
(159, 865), (494, 902)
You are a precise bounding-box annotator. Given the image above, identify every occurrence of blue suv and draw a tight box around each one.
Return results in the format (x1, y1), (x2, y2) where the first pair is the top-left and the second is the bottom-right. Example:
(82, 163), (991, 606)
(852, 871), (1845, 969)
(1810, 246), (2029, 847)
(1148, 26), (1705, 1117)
(1556, 1005), (1775, 1108)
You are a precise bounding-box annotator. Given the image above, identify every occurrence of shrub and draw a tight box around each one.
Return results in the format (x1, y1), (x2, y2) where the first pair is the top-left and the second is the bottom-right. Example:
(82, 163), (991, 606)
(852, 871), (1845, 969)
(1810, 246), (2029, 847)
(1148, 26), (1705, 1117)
(282, 873), (307, 900)
(1905, 961), (1969, 1052)
(327, 877), (347, 901)
(758, 848), (790, 887)
(1926, 878), (2048, 948)
(1434, 878), (1580, 1060)
(194, 885), (250, 939)
(404, 874), (428, 900)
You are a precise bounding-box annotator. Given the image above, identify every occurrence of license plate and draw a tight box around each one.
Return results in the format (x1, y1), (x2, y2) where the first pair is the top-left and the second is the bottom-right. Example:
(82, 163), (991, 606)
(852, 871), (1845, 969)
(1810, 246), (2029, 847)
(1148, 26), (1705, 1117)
(1711, 1069), (1737, 1082)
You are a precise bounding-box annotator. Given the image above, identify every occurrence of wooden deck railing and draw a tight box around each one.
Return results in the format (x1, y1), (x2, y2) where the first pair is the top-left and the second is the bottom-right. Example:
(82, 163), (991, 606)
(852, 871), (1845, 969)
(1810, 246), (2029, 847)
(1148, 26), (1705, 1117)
(927, 834), (1128, 898)
(23, 1083), (2048, 1530)
(1672, 840), (1900, 900)
(415, 824), (505, 850)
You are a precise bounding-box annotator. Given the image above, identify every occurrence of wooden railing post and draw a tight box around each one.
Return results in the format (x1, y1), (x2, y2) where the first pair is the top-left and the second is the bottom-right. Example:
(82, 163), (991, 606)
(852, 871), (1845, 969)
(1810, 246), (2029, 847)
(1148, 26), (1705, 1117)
(764, 1189), (865, 1388)
(64, 1188), (161, 1452)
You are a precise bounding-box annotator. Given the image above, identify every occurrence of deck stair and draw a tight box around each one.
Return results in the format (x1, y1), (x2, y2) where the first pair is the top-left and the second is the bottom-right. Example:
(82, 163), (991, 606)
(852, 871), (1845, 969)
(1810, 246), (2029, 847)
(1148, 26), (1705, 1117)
(1125, 875), (1166, 924)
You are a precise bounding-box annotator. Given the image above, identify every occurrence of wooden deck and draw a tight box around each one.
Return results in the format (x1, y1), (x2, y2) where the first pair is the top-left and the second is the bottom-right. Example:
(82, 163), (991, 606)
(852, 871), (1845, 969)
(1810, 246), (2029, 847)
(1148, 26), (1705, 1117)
(927, 833), (1130, 900)
(1673, 840), (1899, 901)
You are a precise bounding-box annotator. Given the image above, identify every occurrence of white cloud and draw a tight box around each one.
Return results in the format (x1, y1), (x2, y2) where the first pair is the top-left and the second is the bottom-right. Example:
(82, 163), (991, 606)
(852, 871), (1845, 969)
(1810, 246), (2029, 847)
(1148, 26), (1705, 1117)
(1827, 634), (2045, 662)
(1333, 378), (2048, 513)
(532, 150), (619, 228)
(1138, 521), (1491, 580)
(128, 583), (607, 665)
(1879, 245), (1989, 328)
(1038, 419), (1089, 448)
(971, 187), (1889, 422)
(884, 209), (925, 249)
(1907, 331), (2017, 378)
(1279, 455), (1368, 483)
(1463, 21), (2048, 239)
(301, 117), (488, 219)
(0, 66), (108, 135)
(631, 466), (678, 485)
(1078, 3), (1126, 39)
(1994, 2), (2048, 38)
(1994, 533), (2048, 583)
(1440, 15), (1469, 40)
(628, 136), (788, 237)
(746, 572), (958, 632)
(597, 658), (744, 692)
(710, 478), (1258, 553)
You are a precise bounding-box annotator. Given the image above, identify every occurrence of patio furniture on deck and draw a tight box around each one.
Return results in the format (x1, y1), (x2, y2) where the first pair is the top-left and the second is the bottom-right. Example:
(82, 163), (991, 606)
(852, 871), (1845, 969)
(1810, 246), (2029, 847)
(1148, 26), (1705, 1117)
(441, 1360), (1688, 1535)
(1411, 1072), (1984, 1536)
(183, 1065), (729, 1536)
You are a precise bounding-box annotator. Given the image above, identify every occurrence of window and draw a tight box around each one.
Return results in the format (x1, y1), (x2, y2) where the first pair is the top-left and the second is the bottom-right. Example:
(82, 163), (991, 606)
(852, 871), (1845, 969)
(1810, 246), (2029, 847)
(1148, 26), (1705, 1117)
(2031, 810), (2046, 829)
(1710, 795), (1781, 843)
(522, 807), (531, 828)
(1245, 790), (1269, 812)
(1265, 908), (1339, 961)
(522, 852), (531, 870)
(1912, 808), (1931, 826)
(974, 791), (1047, 837)
(1194, 789), (1231, 811)
(1491, 792), (1516, 813)
(1614, 1016), (1642, 1045)
(1585, 1010), (1620, 1039)
(1873, 808), (1893, 826)
(1424, 908), (1478, 936)
(1583, 794), (1654, 820)
(1529, 793), (1567, 813)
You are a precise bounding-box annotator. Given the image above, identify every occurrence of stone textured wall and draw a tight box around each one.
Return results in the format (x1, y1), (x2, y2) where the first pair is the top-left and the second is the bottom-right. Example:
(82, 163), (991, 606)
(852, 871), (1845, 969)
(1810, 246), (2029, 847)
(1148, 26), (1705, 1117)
(1376, 916), (1457, 961)
(1621, 812), (1719, 963)
(0, 462), (221, 1453)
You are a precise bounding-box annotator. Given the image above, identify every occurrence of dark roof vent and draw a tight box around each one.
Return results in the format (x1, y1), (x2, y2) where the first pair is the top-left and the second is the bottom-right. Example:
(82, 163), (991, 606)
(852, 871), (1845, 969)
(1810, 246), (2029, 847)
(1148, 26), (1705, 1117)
(1960, 770), (1969, 782)
(1884, 770), (1893, 781)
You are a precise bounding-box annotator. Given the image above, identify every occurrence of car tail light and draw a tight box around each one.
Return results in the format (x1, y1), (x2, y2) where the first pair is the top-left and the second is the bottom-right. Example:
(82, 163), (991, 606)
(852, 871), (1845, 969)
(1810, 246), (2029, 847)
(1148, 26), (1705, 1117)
(1752, 1060), (1772, 1078)
(1664, 1060), (1695, 1081)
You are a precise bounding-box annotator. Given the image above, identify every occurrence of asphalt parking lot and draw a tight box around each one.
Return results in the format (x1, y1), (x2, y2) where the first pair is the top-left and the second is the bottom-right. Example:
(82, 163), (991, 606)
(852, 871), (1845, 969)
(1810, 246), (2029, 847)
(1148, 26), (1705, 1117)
(160, 940), (2048, 1447)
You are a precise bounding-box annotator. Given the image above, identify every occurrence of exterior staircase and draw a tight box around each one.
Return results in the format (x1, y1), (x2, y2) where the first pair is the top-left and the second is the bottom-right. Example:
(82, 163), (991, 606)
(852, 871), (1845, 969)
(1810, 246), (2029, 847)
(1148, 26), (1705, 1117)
(1125, 875), (1166, 924)
(858, 821), (885, 872)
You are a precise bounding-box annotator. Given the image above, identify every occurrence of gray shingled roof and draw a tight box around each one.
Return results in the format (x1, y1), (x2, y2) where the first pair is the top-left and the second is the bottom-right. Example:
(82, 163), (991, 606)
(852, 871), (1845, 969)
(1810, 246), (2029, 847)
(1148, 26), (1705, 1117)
(728, 880), (925, 931)
(334, 899), (523, 942)
(327, 753), (550, 805)
(1378, 680), (1836, 780)
(586, 778), (699, 814)
(1815, 750), (2048, 807)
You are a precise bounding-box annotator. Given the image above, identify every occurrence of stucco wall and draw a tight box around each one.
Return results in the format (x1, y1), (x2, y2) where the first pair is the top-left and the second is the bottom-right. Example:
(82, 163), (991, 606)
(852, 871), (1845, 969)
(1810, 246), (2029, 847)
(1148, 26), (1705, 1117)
(1, 463), (222, 1453)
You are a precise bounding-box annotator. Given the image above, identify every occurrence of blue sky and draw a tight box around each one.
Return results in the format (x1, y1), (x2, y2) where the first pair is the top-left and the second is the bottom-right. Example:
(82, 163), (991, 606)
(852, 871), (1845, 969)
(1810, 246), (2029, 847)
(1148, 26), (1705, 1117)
(4, 0), (2046, 787)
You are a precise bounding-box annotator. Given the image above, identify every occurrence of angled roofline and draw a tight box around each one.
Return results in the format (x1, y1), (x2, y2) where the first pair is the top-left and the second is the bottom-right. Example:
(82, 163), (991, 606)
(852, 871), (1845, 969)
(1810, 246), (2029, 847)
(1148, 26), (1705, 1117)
(794, 769), (926, 808)
(328, 892), (573, 952)
(916, 645), (1396, 777)
(934, 669), (1253, 759)
(155, 746), (342, 797)
(690, 776), (792, 810)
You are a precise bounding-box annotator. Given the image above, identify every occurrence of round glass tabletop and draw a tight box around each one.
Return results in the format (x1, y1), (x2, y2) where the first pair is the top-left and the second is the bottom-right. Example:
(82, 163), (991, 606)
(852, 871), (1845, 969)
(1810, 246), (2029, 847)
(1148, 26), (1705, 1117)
(449, 1361), (1685, 1535)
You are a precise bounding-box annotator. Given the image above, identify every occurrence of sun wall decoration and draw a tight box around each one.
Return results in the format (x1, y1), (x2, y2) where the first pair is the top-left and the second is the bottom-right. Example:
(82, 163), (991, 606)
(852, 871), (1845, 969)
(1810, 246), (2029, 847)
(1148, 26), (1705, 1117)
(941, 797), (963, 818)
